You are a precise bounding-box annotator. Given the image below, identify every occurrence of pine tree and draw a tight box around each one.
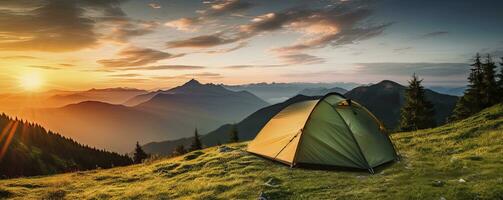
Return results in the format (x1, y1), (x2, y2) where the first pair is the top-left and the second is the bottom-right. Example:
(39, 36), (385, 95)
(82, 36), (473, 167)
(173, 144), (187, 156)
(399, 74), (436, 131)
(133, 142), (148, 164)
(497, 57), (503, 101)
(451, 53), (485, 120)
(481, 54), (499, 106)
(190, 128), (202, 151)
(229, 124), (239, 143)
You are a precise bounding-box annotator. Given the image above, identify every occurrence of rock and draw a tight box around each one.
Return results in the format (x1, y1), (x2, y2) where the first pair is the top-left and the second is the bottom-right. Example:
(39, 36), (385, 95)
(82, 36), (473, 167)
(264, 178), (281, 187)
(432, 180), (444, 187)
(258, 192), (268, 200)
(356, 175), (368, 179)
(218, 146), (234, 153)
(458, 178), (466, 183)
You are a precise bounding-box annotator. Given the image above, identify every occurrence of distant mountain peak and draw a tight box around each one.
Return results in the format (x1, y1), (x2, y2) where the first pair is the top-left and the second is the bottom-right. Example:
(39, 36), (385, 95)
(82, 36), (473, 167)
(183, 79), (202, 87)
(377, 80), (401, 86)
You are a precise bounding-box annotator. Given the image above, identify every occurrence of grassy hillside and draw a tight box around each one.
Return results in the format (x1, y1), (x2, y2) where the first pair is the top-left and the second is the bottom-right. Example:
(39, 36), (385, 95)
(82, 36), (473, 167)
(1, 104), (502, 199)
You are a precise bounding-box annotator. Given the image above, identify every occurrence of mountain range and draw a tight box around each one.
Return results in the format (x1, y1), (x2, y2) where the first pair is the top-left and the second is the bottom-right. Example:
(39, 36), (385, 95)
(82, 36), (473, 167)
(46, 87), (148, 107)
(298, 87), (348, 96)
(143, 80), (458, 155)
(0, 88), (148, 112)
(225, 82), (360, 103)
(427, 86), (466, 96)
(16, 79), (268, 153)
(3, 79), (459, 154)
(142, 95), (320, 155)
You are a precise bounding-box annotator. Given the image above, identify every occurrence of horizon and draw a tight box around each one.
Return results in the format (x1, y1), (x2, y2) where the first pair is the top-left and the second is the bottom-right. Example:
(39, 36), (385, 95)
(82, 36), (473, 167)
(0, 78), (467, 95)
(1, 0), (503, 93)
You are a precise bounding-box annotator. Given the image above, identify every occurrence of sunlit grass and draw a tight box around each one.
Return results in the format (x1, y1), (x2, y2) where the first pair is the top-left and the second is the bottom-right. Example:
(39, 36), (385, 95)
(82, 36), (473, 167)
(0, 104), (502, 199)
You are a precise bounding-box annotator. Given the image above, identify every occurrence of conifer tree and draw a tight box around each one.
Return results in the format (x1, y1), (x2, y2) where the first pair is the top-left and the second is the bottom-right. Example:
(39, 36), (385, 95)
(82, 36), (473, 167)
(173, 144), (187, 156)
(133, 141), (148, 164)
(451, 53), (485, 120)
(481, 54), (499, 106)
(229, 124), (239, 143)
(399, 74), (436, 131)
(190, 128), (202, 151)
(497, 57), (503, 101)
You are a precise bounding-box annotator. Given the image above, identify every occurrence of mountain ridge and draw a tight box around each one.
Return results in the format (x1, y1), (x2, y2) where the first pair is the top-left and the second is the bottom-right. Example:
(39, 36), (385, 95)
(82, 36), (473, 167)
(18, 79), (269, 153)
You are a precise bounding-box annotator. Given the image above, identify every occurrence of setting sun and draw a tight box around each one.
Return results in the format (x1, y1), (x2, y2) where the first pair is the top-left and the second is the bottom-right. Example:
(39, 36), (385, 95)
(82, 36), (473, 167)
(19, 72), (43, 91)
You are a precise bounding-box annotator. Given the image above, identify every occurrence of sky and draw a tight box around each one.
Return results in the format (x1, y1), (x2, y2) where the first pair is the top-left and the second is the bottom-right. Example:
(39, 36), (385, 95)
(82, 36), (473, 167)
(0, 0), (502, 93)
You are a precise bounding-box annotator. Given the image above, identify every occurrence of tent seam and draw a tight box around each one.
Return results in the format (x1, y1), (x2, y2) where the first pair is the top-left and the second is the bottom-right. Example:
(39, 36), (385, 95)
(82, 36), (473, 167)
(330, 104), (372, 170)
(291, 92), (347, 167)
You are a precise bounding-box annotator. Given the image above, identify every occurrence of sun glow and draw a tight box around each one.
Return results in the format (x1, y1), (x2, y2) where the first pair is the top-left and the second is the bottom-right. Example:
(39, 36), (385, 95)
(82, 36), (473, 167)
(19, 72), (44, 91)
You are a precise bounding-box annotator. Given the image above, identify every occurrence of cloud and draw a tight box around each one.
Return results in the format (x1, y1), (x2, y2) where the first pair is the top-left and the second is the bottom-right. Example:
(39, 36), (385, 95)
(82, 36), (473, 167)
(59, 63), (75, 67)
(0, 0), (156, 52)
(204, 0), (253, 17)
(277, 53), (325, 65)
(0, 56), (38, 60)
(165, 0), (253, 32)
(167, 1), (390, 54)
(0, 0), (97, 52)
(123, 65), (206, 70)
(105, 20), (159, 43)
(354, 62), (470, 77)
(109, 78), (152, 83)
(419, 31), (449, 39)
(269, 7), (392, 52)
(189, 72), (221, 77)
(164, 17), (202, 32)
(97, 46), (184, 68)
(166, 34), (239, 48)
(153, 72), (223, 80)
(203, 42), (248, 54)
(223, 64), (287, 69)
(27, 65), (61, 70)
(0, 0), (130, 52)
(148, 3), (161, 9)
(393, 47), (413, 53)
(108, 73), (143, 77)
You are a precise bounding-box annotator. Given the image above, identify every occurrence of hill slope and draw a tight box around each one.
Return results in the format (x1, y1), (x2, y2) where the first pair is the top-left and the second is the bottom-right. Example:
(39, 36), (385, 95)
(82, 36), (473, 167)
(19, 101), (172, 153)
(46, 88), (148, 107)
(1, 104), (502, 199)
(0, 114), (132, 179)
(345, 80), (458, 129)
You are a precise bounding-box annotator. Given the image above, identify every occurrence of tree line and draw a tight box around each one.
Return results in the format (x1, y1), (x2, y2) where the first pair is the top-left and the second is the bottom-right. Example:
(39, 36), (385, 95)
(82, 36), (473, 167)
(172, 125), (239, 156)
(399, 54), (503, 131)
(0, 114), (133, 179)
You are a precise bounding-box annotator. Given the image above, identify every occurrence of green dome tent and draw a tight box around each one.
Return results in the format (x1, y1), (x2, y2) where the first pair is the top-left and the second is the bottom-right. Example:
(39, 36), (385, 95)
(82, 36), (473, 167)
(247, 93), (399, 173)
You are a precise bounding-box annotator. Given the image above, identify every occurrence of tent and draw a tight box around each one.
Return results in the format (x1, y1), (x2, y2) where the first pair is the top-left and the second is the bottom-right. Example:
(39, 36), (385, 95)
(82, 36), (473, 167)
(247, 93), (398, 173)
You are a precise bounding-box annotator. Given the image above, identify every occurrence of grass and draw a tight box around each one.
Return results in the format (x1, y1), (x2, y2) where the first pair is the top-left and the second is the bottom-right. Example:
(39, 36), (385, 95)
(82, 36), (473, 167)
(1, 104), (502, 199)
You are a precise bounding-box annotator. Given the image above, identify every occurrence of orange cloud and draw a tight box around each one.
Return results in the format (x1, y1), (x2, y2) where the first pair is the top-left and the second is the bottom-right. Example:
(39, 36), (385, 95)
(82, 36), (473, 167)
(98, 46), (184, 68)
